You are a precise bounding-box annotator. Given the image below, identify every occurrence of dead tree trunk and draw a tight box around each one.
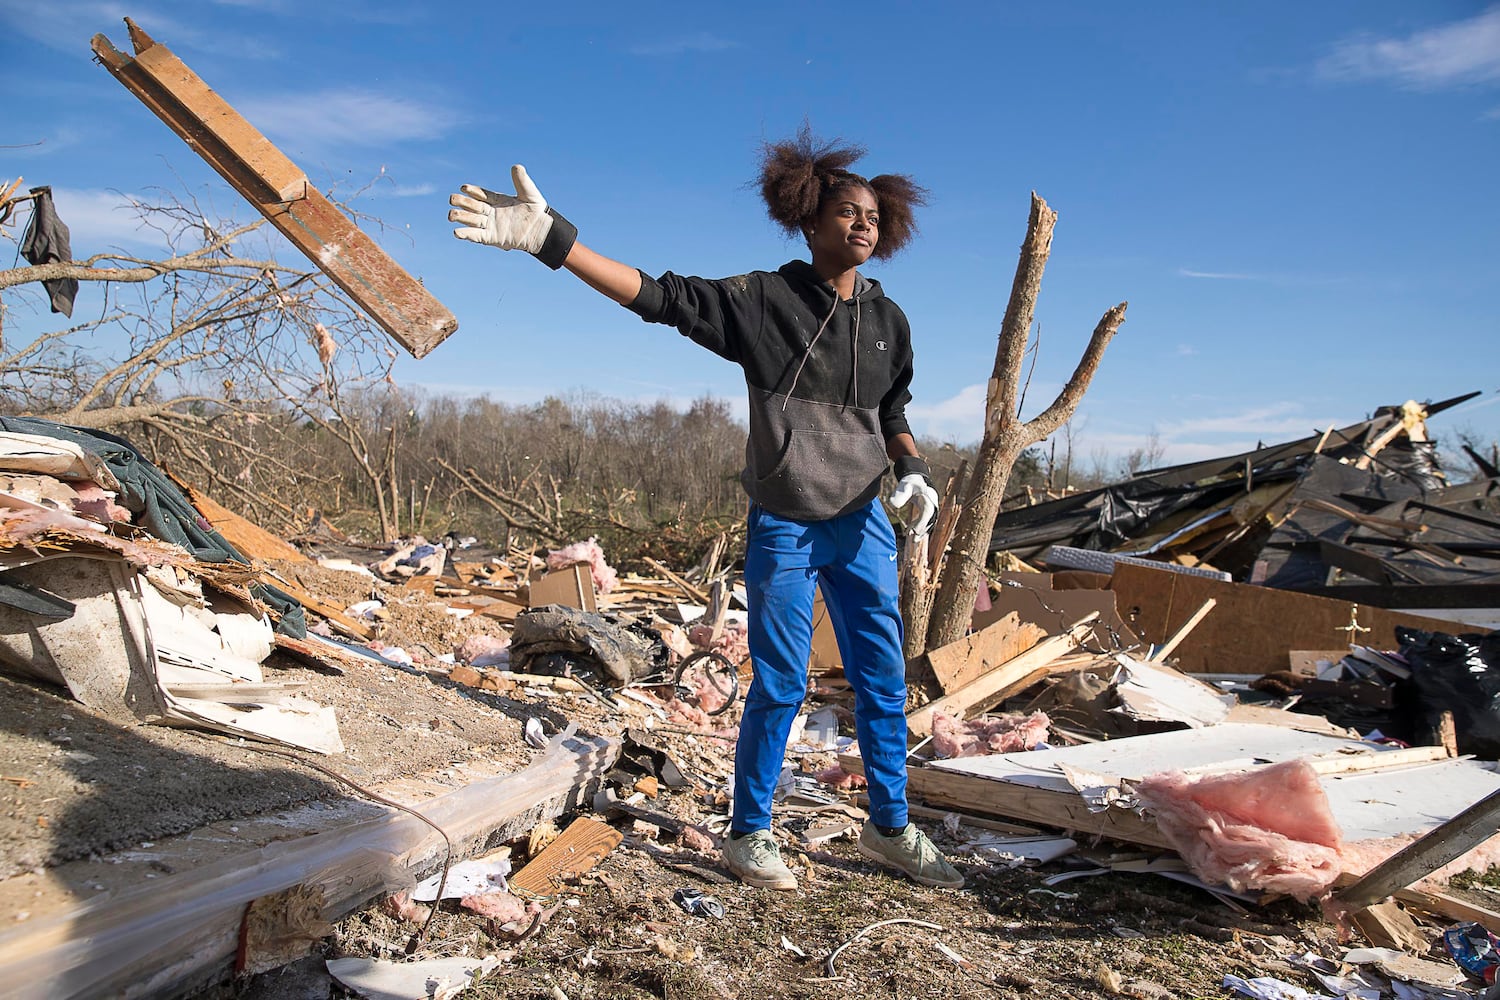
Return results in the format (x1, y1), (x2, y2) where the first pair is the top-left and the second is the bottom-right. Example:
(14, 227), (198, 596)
(900, 459), (967, 660)
(924, 193), (1128, 651)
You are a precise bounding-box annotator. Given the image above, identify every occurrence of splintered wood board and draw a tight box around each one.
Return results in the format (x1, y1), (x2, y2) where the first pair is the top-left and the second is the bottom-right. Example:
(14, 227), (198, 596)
(925, 611), (1048, 693)
(510, 817), (623, 897)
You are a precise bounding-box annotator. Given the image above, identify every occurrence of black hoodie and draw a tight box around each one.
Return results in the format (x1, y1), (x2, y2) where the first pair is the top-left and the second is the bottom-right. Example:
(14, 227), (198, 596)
(627, 260), (916, 521)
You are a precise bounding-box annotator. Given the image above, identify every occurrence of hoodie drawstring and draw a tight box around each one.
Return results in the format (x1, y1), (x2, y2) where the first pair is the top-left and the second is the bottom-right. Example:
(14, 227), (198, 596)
(783, 291), (841, 411)
(851, 293), (860, 410)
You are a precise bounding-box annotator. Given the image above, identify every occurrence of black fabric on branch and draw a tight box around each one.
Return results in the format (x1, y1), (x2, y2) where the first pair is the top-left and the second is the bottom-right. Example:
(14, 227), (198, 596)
(19, 187), (79, 317)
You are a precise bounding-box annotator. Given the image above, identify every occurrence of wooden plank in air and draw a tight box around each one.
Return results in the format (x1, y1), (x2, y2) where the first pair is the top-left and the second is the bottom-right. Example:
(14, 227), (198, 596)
(129, 43), (307, 203)
(90, 21), (458, 359)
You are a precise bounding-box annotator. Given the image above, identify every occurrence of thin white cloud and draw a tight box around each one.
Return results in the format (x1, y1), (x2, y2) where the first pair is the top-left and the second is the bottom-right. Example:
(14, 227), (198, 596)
(1157, 401), (1341, 439)
(1176, 266), (1350, 287)
(1178, 268), (1261, 281)
(370, 182), (436, 199)
(47, 188), (161, 250)
(907, 383), (988, 444)
(628, 32), (736, 57)
(1175, 344), (1199, 357)
(1483, 106), (1500, 120)
(0, 1), (283, 60)
(240, 89), (463, 148)
(0, 0), (130, 53)
(1, 128), (87, 159)
(1318, 6), (1500, 89)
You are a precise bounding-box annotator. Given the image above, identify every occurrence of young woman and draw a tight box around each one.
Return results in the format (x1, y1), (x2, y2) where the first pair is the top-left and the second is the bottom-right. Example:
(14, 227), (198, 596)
(449, 130), (963, 892)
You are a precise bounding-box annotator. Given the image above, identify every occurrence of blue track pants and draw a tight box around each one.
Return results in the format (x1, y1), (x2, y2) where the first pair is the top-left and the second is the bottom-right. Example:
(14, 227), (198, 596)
(733, 497), (910, 833)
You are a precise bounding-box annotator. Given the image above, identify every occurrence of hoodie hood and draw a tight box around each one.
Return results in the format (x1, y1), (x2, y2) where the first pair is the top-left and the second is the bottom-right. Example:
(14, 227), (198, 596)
(776, 260), (884, 305)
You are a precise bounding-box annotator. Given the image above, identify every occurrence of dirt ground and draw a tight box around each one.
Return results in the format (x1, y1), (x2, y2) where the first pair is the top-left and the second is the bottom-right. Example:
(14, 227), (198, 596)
(3, 548), (1489, 999)
(0, 557), (531, 881)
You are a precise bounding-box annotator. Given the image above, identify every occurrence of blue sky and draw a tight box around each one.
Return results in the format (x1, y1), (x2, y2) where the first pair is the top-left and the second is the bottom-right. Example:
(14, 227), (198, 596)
(3, 1), (1497, 469)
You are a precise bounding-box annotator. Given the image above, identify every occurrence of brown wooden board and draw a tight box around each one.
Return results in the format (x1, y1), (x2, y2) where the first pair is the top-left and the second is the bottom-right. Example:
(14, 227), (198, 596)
(840, 751), (1171, 848)
(1108, 561), (1462, 676)
(509, 817), (623, 897)
(528, 564), (597, 611)
(179, 482), (306, 563)
(924, 611), (1048, 693)
(906, 624), (1090, 738)
(809, 588), (842, 673)
(91, 22), (457, 359)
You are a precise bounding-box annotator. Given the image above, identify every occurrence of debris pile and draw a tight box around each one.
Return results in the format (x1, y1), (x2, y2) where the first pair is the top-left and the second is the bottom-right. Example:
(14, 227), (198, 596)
(4, 397), (1500, 1000)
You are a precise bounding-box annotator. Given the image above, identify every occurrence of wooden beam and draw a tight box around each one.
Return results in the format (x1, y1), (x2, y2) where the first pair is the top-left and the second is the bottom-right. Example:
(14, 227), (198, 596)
(906, 614), (1096, 739)
(1335, 787), (1500, 911)
(841, 749), (1171, 848)
(91, 20), (458, 359)
(924, 611), (1048, 693)
(643, 557), (710, 606)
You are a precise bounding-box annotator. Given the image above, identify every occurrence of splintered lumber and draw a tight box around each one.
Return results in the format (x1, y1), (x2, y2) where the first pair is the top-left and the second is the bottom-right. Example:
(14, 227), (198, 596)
(258, 571), (372, 640)
(0, 733), (618, 1000)
(91, 20), (457, 359)
(1335, 787), (1500, 911)
(840, 748), (1171, 848)
(906, 614), (1098, 739)
(925, 611), (1048, 693)
(1390, 886), (1500, 938)
(510, 817), (623, 897)
(643, 558), (711, 606)
(1146, 598), (1214, 663)
(1349, 901), (1430, 953)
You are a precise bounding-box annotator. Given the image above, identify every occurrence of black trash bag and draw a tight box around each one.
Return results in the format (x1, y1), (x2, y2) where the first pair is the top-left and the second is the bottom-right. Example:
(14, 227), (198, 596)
(509, 604), (670, 688)
(1397, 626), (1500, 758)
(1377, 437), (1446, 492)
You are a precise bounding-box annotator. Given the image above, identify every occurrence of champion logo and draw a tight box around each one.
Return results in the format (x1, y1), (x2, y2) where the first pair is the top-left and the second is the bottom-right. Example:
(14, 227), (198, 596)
(875, 340), (888, 351)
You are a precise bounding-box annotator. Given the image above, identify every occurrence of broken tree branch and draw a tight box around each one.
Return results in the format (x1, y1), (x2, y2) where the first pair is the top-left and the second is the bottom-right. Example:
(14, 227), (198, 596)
(924, 193), (1126, 651)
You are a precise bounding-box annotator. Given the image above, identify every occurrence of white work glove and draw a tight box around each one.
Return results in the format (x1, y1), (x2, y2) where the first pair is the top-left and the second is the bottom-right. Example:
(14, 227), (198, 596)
(447, 164), (576, 269)
(889, 473), (939, 540)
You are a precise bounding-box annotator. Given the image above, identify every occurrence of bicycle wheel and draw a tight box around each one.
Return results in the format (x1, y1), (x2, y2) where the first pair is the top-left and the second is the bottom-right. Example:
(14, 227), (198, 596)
(673, 650), (740, 716)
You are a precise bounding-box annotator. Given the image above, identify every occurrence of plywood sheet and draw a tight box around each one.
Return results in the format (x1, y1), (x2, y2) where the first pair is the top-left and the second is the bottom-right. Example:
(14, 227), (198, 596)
(927, 722), (1500, 842)
(1109, 562), (1461, 676)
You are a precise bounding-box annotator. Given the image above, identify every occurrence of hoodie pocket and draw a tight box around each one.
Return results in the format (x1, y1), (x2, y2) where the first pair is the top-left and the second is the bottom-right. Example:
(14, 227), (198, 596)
(750, 429), (888, 520)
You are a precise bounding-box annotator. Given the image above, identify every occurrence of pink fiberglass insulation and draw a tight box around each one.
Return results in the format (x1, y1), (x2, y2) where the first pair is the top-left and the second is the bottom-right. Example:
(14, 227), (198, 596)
(688, 620), (750, 666)
(459, 890), (536, 926)
(546, 536), (619, 595)
(69, 481), (132, 523)
(815, 764), (868, 790)
(379, 891), (431, 924)
(681, 666), (731, 714)
(678, 825), (718, 852)
(930, 710), (1052, 759)
(1136, 760), (1344, 901)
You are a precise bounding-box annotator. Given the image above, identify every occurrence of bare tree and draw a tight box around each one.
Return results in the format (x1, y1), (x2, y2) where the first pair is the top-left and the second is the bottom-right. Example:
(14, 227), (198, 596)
(1, 184), (397, 532)
(920, 194), (1127, 651)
